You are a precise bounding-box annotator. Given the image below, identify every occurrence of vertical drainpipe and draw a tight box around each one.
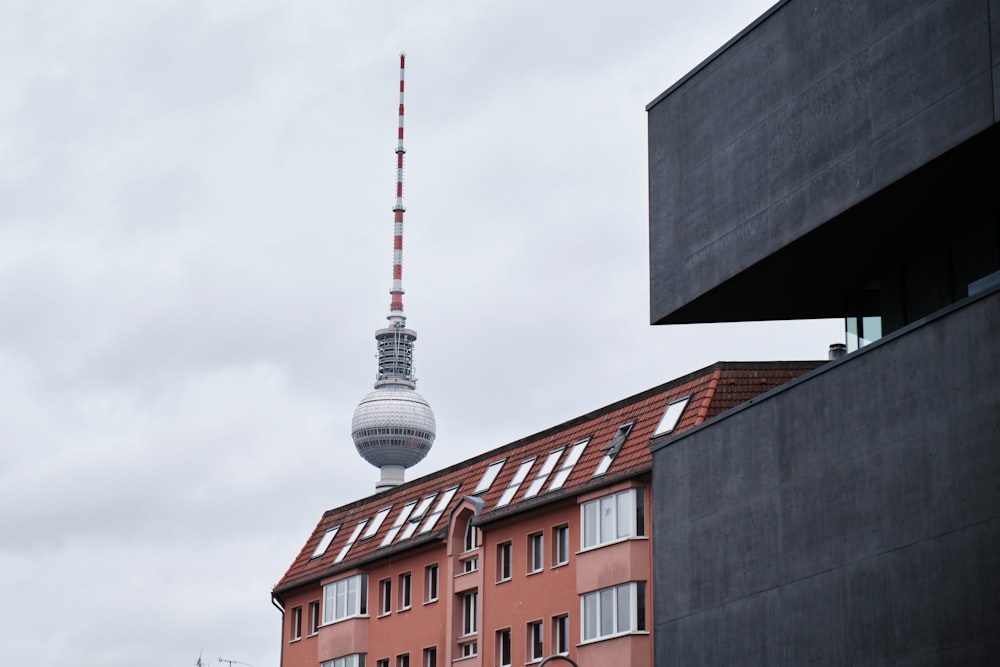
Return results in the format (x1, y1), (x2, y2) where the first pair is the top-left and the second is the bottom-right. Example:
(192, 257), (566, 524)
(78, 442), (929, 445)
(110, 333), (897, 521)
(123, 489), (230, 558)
(271, 593), (285, 667)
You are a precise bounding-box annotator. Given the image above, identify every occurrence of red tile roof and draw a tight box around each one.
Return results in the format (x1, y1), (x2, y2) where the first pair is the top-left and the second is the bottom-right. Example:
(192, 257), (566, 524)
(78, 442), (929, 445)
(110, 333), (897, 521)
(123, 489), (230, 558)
(273, 361), (820, 596)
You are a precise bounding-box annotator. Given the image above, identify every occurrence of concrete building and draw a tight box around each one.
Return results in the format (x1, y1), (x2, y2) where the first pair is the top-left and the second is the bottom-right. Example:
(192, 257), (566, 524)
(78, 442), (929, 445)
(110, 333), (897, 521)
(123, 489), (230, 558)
(646, 0), (1000, 663)
(272, 362), (819, 667)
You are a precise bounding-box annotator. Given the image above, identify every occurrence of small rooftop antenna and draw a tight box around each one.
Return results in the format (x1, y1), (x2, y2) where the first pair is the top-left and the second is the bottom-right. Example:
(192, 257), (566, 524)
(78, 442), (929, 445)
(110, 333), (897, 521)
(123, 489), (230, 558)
(218, 658), (253, 667)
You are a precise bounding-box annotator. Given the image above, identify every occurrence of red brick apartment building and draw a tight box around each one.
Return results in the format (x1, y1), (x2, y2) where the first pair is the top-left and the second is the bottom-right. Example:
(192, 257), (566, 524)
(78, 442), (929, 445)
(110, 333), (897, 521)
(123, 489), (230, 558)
(272, 361), (819, 667)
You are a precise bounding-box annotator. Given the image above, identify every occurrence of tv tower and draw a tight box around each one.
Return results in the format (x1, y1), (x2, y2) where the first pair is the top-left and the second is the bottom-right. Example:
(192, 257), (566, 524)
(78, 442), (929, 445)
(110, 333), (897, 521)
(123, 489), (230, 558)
(351, 54), (436, 492)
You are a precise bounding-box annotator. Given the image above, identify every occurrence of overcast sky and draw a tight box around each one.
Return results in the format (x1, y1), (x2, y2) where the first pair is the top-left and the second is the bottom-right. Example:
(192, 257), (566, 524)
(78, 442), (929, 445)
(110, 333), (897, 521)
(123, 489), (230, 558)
(0, 1), (840, 665)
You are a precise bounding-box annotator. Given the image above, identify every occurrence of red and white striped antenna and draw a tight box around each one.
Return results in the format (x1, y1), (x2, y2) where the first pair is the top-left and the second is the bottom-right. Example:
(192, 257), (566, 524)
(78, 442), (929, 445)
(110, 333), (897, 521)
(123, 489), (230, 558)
(371, 53), (419, 387)
(389, 52), (407, 325)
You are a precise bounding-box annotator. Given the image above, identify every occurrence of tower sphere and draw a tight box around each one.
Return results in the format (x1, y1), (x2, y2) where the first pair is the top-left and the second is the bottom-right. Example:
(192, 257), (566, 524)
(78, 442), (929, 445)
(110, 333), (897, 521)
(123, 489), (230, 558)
(352, 385), (436, 469)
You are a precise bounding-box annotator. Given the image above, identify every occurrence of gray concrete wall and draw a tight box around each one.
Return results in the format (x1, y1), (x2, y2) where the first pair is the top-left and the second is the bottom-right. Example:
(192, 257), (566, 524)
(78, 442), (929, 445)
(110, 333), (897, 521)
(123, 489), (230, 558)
(651, 288), (1000, 665)
(647, 0), (1000, 325)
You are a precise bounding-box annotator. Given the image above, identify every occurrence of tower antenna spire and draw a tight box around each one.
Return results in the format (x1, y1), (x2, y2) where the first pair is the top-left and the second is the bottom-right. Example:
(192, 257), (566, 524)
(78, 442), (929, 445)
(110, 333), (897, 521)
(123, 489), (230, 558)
(352, 54), (436, 492)
(389, 52), (406, 325)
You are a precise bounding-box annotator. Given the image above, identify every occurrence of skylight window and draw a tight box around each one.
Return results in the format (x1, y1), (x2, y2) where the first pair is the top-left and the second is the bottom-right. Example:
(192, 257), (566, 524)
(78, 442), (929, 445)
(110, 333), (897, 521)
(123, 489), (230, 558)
(381, 501), (417, 547)
(549, 437), (589, 489)
(399, 492), (438, 541)
(652, 397), (691, 437)
(311, 526), (340, 559)
(496, 458), (536, 507)
(594, 422), (635, 477)
(473, 459), (506, 494)
(334, 519), (369, 564)
(420, 485), (459, 534)
(363, 507), (392, 540)
(523, 448), (565, 499)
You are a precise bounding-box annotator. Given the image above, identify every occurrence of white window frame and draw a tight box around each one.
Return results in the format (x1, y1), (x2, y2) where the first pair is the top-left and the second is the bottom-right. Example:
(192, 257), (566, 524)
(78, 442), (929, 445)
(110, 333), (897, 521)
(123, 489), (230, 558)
(309, 600), (321, 635)
(422, 647), (437, 667)
(322, 574), (368, 624)
(335, 519), (368, 563)
(528, 620), (544, 662)
(474, 459), (506, 494)
(497, 541), (512, 582)
(321, 655), (365, 667)
(581, 582), (646, 642)
(554, 614), (569, 654)
(652, 396), (690, 437)
(290, 605), (302, 641)
(581, 488), (645, 550)
(524, 448), (564, 498)
(496, 458), (536, 507)
(497, 628), (512, 667)
(379, 578), (392, 616)
(399, 572), (412, 610)
(312, 526), (340, 559)
(425, 564), (439, 602)
(553, 524), (569, 566)
(463, 518), (478, 552)
(461, 591), (478, 637)
(528, 532), (544, 573)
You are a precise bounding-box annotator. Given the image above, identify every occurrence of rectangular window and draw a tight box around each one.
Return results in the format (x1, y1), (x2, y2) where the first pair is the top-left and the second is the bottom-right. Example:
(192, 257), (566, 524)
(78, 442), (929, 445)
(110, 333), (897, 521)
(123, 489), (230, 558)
(460, 642), (477, 658)
(528, 532), (544, 573)
(312, 526), (340, 559)
(321, 654), (365, 667)
(464, 519), (478, 552)
(290, 606), (302, 641)
(399, 572), (411, 610)
(581, 582), (646, 642)
(364, 507), (392, 539)
(594, 423), (632, 478)
(422, 647), (436, 667)
(309, 601), (321, 635)
(322, 574), (368, 624)
(462, 556), (479, 573)
(550, 438), (589, 489)
(524, 447), (564, 498)
(553, 614), (569, 654)
(497, 541), (512, 582)
(397, 654), (409, 667)
(528, 621), (544, 662)
(553, 525), (569, 566)
(420, 486), (458, 535)
(462, 591), (478, 636)
(497, 628), (512, 667)
(382, 500), (418, 547)
(496, 458), (536, 507)
(377, 660), (389, 667)
(581, 488), (645, 549)
(652, 396), (690, 437)
(474, 459), (506, 494)
(400, 493), (438, 542)
(425, 564), (439, 602)
(335, 519), (368, 563)
(379, 578), (392, 616)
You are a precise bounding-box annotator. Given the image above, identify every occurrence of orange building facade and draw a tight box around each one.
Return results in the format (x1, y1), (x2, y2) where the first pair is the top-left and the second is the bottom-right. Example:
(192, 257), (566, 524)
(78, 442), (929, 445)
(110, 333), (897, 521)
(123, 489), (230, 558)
(273, 361), (819, 667)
